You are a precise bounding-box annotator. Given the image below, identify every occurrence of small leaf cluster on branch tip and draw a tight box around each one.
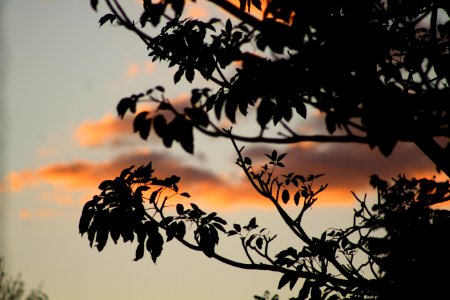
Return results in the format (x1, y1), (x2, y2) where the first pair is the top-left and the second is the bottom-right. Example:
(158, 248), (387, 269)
(174, 203), (228, 257)
(237, 146), (327, 209)
(99, 13), (116, 27)
(147, 17), (249, 85)
(79, 163), (194, 263)
(116, 88), (200, 153)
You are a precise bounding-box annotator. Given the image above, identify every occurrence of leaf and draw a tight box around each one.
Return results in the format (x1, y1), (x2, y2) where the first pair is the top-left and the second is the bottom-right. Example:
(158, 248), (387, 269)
(98, 180), (114, 191)
(227, 230), (238, 236)
(247, 217), (257, 230)
(226, 19), (232, 34)
(117, 97), (136, 119)
(278, 153), (287, 161)
(185, 107), (209, 127)
(174, 67), (184, 84)
(257, 99), (275, 128)
(166, 222), (177, 241)
(91, 0), (99, 11)
(185, 68), (195, 83)
(149, 190), (158, 204)
(134, 242), (145, 261)
(289, 276), (299, 290)
(256, 237), (263, 249)
(160, 216), (174, 227)
(146, 231), (164, 263)
(325, 113), (336, 134)
(176, 203), (184, 215)
(234, 223), (241, 232)
(298, 280), (312, 300)
(178, 121), (194, 154)
(177, 221), (186, 239)
(378, 139), (397, 157)
(212, 222), (226, 233)
(133, 112), (150, 135)
(281, 189), (290, 204)
(170, 0), (184, 17)
(295, 101), (307, 118)
(294, 191), (300, 205)
(153, 115), (167, 138)
(278, 273), (292, 289)
(180, 192), (191, 198)
(99, 14), (116, 27)
(95, 227), (109, 252)
(120, 165), (135, 179)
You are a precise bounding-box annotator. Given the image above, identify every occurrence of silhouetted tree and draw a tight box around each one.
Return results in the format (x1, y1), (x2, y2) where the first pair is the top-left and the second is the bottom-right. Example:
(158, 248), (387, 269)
(0, 258), (49, 300)
(80, 0), (450, 299)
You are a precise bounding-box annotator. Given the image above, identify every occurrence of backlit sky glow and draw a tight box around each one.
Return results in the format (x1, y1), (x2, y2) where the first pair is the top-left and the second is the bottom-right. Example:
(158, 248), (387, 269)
(1, 1), (447, 299)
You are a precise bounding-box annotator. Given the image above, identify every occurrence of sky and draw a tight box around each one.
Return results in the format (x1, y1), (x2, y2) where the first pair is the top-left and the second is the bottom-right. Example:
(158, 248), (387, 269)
(1, 1), (447, 299)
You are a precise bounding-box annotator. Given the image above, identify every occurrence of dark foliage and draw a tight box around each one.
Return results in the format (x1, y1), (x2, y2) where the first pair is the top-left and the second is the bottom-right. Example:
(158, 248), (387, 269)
(81, 0), (450, 299)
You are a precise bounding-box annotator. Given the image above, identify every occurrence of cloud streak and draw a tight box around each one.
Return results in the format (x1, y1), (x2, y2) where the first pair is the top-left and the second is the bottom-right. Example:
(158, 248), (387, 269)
(246, 141), (444, 194)
(3, 149), (264, 209)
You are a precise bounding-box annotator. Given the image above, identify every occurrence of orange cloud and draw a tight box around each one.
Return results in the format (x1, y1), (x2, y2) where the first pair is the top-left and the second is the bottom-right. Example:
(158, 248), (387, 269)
(4, 146), (353, 211)
(75, 95), (190, 148)
(75, 113), (132, 147)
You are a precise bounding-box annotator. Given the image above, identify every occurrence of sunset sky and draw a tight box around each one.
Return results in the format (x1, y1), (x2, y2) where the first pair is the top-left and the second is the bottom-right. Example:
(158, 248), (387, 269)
(1, 1), (447, 299)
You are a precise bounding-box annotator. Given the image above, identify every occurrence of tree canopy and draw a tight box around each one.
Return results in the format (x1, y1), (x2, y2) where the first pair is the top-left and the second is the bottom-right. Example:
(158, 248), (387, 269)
(80, 0), (450, 299)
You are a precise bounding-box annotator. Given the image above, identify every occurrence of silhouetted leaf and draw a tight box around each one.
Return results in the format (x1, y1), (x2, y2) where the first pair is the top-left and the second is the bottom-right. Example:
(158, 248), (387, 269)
(134, 242), (145, 261)
(278, 273), (292, 289)
(177, 221), (186, 239)
(95, 227), (109, 252)
(180, 192), (191, 198)
(99, 14), (116, 27)
(176, 203), (184, 215)
(295, 101), (307, 118)
(282, 189), (290, 204)
(378, 139), (397, 157)
(185, 108), (209, 127)
(257, 99), (276, 128)
(149, 190), (158, 204)
(325, 114), (336, 134)
(256, 237), (263, 249)
(185, 68), (195, 83)
(227, 230), (238, 236)
(153, 115), (167, 138)
(117, 97), (136, 119)
(174, 67), (184, 84)
(166, 222), (177, 241)
(226, 19), (232, 34)
(146, 231), (164, 263)
(294, 191), (300, 205)
(298, 280), (312, 300)
(170, 0), (184, 17)
(133, 112), (152, 140)
(98, 180), (114, 191)
(91, 0), (99, 11)
(213, 222), (226, 233)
